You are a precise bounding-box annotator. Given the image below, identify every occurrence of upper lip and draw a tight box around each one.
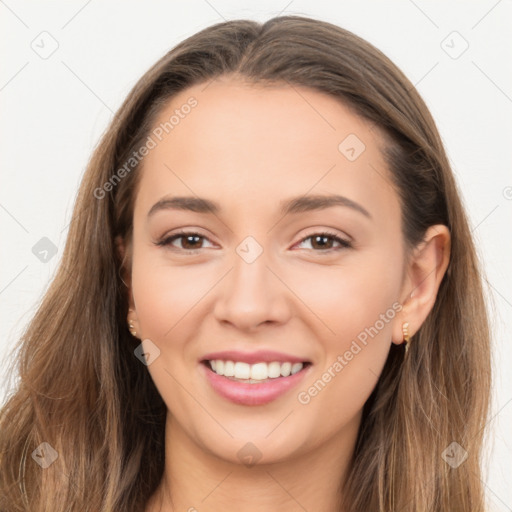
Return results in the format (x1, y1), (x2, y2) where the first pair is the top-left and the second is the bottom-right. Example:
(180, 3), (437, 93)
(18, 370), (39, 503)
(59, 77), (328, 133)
(201, 350), (311, 365)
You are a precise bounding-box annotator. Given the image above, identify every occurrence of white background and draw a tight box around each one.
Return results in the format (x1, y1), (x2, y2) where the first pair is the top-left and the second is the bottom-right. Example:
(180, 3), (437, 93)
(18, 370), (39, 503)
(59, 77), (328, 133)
(1, 1), (511, 509)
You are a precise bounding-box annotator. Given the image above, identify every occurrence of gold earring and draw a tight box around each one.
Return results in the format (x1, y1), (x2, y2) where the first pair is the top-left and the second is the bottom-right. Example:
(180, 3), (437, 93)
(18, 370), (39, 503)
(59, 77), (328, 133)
(128, 319), (137, 338)
(402, 322), (410, 353)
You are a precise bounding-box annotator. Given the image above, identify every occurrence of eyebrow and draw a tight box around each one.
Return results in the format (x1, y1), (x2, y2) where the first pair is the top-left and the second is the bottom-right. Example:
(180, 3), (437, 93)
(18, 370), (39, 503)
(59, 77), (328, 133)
(147, 194), (371, 219)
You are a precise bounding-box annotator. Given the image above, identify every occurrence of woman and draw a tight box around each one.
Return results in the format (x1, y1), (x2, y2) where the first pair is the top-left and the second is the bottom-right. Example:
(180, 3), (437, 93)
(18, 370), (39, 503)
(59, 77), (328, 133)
(0, 15), (491, 512)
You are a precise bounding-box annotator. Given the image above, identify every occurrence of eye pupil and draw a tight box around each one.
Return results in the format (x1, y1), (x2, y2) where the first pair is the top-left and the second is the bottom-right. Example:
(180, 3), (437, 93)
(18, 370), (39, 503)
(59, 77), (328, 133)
(311, 235), (333, 250)
(158, 231), (350, 254)
(182, 235), (202, 249)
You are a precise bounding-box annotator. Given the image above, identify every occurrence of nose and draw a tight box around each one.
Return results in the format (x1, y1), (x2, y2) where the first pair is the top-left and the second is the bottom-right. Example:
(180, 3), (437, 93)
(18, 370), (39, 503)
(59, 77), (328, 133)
(213, 248), (291, 332)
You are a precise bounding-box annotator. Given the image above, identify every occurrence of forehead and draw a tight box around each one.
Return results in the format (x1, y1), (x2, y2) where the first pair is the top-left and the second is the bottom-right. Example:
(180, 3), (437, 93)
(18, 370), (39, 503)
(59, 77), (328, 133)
(134, 78), (399, 223)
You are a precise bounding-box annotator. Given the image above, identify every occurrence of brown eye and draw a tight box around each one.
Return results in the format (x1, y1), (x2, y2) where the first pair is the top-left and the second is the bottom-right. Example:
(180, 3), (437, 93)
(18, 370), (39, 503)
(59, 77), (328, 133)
(156, 231), (213, 251)
(295, 232), (352, 252)
(155, 230), (352, 254)
(176, 234), (204, 250)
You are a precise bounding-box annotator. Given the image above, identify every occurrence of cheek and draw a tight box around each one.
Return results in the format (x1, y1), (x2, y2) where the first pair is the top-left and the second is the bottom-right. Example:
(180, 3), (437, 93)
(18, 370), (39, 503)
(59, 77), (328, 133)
(129, 252), (214, 421)
(287, 256), (401, 422)
(286, 254), (402, 346)
(131, 247), (217, 339)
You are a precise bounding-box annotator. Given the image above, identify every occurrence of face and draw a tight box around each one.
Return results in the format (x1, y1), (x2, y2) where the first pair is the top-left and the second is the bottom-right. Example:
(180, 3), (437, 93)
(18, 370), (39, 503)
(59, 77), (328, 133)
(125, 78), (408, 465)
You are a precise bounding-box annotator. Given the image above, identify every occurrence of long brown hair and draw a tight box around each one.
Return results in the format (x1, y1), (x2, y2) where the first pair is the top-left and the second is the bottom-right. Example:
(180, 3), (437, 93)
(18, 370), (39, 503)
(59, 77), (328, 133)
(0, 15), (492, 511)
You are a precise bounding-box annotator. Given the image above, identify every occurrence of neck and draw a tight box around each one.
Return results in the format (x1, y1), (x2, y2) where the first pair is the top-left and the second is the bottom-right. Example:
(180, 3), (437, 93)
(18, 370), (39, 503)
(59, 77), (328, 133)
(146, 410), (361, 512)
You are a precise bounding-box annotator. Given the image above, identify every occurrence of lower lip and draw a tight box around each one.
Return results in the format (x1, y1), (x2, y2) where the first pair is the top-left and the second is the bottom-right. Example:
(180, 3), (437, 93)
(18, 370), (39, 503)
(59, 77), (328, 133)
(201, 362), (311, 406)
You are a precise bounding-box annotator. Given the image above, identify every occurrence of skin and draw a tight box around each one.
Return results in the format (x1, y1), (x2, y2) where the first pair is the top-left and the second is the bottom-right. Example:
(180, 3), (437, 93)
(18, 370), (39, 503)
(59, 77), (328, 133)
(118, 77), (450, 512)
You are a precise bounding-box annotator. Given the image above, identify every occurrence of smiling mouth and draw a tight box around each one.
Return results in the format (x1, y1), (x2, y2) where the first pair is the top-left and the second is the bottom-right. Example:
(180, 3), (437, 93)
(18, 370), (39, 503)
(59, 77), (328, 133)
(201, 359), (312, 384)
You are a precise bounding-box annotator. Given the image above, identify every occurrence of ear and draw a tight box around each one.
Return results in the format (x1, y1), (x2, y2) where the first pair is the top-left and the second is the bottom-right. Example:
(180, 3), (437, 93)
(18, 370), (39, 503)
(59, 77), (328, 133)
(392, 224), (451, 345)
(115, 235), (136, 312)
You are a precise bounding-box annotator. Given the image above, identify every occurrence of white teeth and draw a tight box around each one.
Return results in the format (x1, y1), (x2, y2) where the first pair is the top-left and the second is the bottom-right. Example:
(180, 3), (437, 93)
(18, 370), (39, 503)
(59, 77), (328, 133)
(268, 361), (281, 378)
(223, 360), (235, 377)
(280, 362), (292, 377)
(233, 361), (250, 379)
(250, 362), (268, 380)
(209, 360), (305, 380)
(291, 362), (303, 375)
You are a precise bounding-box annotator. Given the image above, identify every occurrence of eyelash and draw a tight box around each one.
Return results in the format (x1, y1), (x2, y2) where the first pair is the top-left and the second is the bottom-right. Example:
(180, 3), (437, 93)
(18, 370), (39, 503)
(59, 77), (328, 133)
(155, 230), (352, 254)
